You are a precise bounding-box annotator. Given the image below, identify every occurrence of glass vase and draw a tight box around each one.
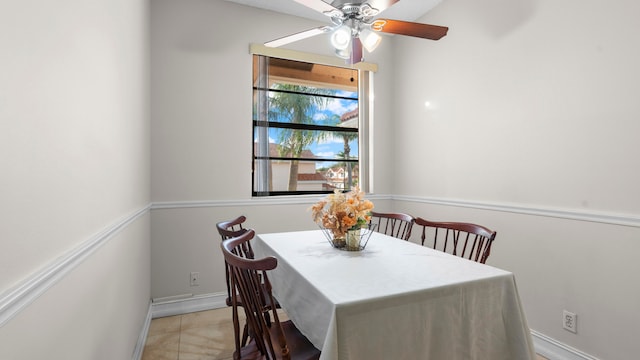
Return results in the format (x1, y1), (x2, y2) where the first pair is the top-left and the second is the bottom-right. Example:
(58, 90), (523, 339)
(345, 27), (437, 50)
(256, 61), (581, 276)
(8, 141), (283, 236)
(345, 228), (362, 251)
(332, 235), (346, 248)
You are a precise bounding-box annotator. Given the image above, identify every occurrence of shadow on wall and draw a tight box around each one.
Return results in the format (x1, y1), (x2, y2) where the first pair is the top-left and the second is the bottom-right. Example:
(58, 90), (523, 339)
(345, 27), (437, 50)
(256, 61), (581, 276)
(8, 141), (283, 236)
(462, 0), (537, 38)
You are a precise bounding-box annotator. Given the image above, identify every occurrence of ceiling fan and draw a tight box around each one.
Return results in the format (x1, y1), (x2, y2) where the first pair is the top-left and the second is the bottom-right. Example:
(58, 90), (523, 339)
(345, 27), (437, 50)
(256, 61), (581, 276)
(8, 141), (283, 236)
(264, 0), (448, 64)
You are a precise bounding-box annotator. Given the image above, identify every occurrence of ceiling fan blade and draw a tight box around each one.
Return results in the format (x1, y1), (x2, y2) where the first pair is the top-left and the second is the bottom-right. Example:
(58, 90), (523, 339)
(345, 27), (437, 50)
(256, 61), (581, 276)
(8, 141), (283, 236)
(371, 19), (448, 40)
(293, 0), (343, 17)
(265, 26), (331, 48)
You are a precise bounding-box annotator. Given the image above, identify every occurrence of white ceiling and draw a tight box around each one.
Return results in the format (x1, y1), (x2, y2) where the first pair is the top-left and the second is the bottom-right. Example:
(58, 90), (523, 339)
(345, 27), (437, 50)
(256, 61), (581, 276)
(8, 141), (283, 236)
(224, 0), (443, 23)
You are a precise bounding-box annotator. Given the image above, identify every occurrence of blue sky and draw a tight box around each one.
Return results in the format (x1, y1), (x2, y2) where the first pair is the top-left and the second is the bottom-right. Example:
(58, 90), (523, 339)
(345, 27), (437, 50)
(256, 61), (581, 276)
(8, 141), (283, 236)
(310, 91), (358, 160)
(260, 89), (358, 167)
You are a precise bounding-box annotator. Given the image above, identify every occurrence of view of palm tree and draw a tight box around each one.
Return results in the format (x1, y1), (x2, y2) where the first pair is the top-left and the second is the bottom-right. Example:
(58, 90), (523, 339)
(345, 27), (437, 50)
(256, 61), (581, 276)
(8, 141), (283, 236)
(268, 84), (336, 191)
(253, 55), (360, 195)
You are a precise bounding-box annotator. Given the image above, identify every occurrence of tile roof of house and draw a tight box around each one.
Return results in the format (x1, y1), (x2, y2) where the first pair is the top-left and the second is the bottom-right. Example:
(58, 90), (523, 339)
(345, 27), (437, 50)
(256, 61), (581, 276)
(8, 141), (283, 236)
(298, 173), (326, 181)
(340, 108), (359, 122)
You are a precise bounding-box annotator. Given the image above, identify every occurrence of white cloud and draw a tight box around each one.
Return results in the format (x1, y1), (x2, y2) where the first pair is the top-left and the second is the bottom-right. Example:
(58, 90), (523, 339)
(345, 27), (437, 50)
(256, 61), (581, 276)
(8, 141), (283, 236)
(316, 137), (345, 145)
(326, 98), (356, 114)
(315, 151), (335, 157)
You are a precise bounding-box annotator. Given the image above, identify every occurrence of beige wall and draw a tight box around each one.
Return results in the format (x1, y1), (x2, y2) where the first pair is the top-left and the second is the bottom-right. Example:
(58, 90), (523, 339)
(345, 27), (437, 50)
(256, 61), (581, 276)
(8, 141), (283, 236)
(150, 0), (396, 202)
(151, 1), (640, 359)
(0, 0), (150, 358)
(393, 1), (640, 359)
(149, 0), (397, 298)
(0, 217), (151, 360)
(4, 0), (629, 358)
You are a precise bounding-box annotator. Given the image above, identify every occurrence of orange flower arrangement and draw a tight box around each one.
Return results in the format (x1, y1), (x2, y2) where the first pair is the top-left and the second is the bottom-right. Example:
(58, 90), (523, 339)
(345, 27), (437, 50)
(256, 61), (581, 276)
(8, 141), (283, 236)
(310, 187), (374, 238)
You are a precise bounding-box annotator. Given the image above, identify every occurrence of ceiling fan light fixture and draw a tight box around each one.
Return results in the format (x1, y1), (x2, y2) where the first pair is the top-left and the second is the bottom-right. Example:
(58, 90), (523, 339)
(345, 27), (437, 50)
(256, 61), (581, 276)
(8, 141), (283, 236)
(359, 4), (379, 17)
(268, 0), (448, 64)
(335, 47), (351, 60)
(359, 28), (382, 52)
(330, 25), (352, 50)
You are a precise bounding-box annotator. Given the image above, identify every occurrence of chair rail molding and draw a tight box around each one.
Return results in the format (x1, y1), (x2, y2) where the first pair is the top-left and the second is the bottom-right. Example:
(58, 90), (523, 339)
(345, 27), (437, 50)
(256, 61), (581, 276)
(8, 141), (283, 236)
(150, 193), (393, 210)
(151, 194), (640, 228)
(394, 195), (640, 228)
(0, 204), (151, 327)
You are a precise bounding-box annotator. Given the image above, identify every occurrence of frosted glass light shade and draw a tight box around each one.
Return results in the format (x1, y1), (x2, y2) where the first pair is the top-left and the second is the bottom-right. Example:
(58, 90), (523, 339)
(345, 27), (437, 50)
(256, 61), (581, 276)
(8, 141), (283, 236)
(335, 47), (351, 59)
(330, 25), (352, 50)
(359, 28), (381, 52)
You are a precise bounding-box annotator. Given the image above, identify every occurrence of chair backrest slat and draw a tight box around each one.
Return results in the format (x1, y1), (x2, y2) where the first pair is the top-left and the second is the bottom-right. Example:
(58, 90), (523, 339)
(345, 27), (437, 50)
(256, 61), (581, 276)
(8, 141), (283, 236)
(414, 217), (497, 264)
(369, 211), (415, 240)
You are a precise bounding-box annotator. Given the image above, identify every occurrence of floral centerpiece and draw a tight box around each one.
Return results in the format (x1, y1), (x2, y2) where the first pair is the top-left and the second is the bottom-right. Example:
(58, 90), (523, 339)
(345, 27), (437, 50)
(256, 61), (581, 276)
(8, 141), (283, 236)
(310, 187), (374, 250)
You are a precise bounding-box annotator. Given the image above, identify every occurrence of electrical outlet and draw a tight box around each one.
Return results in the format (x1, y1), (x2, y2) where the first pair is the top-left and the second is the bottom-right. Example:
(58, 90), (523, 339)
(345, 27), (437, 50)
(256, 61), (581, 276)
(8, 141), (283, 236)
(190, 272), (200, 286)
(563, 310), (577, 333)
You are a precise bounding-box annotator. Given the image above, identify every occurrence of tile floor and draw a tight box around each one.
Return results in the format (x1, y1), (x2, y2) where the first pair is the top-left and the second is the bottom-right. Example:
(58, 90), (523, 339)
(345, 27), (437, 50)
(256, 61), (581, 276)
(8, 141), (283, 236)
(142, 307), (549, 360)
(142, 307), (239, 360)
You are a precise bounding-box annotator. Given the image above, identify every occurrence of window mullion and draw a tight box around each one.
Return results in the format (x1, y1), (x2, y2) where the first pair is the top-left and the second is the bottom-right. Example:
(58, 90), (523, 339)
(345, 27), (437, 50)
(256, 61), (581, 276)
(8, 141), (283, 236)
(255, 55), (270, 193)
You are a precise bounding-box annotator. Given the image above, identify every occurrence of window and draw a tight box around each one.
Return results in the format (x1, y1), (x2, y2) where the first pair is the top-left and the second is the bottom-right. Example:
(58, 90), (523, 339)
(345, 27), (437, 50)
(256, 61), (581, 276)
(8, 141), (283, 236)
(252, 50), (374, 197)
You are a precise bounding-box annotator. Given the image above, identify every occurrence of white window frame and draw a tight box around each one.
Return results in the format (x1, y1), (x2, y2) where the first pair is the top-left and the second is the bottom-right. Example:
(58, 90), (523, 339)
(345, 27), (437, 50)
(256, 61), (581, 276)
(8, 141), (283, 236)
(250, 44), (377, 196)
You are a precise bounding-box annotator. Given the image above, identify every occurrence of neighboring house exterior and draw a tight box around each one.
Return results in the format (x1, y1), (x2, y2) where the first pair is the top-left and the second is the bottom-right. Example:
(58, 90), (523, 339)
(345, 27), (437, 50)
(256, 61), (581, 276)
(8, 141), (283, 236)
(256, 107), (360, 192)
(254, 143), (328, 192)
(325, 165), (359, 190)
(326, 167), (345, 185)
(297, 172), (329, 191)
(340, 107), (358, 127)
(324, 107), (359, 190)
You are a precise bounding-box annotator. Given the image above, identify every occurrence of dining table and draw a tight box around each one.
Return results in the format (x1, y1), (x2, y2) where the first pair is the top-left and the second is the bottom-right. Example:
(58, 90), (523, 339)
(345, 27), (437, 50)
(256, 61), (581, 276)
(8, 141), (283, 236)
(253, 229), (536, 360)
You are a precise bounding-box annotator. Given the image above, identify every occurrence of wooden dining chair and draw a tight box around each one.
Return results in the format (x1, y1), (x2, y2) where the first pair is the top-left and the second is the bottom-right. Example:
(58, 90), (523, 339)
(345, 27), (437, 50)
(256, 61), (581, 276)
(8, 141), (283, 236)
(414, 217), (497, 264)
(216, 215), (281, 347)
(217, 215), (248, 239)
(221, 229), (321, 360)
(216, 215), (251, 306)
(368, 211), (415, 240)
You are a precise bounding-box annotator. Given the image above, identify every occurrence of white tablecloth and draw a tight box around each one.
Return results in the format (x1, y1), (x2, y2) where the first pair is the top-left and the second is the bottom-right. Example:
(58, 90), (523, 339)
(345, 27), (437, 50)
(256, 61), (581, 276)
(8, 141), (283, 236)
(253, 230), (535, 360)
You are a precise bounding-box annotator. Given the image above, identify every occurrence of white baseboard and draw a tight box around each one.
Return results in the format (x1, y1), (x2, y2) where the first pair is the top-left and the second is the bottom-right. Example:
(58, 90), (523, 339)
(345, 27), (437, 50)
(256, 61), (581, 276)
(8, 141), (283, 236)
(531, 330), (600, 360)
(151, 292), (227, 319)
(132, 302), (153, 360)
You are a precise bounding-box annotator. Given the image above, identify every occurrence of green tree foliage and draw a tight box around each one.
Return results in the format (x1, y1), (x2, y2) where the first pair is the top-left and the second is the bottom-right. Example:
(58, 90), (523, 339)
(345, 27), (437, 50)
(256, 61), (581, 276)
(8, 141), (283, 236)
(269, 84), (335, 191)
